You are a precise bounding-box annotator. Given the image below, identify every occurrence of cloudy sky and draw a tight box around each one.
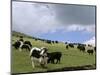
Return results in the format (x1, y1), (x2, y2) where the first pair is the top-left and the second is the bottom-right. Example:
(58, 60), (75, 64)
(12, 1), (96, 44)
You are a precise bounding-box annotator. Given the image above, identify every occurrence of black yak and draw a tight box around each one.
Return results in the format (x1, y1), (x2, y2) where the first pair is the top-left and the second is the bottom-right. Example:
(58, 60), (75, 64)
(47, 52), (62, 64)
(68, 43), (74, 48)
(12, 41), (21, 49)
(77, 44), (85, 52)
(55, 41), (59, 44)
(24, 41), (32, 48)
(21, 44), (31, 51)
(66, 45), (69, 49)
(87, 49), (94, 55)
(46, 40), (52, 44)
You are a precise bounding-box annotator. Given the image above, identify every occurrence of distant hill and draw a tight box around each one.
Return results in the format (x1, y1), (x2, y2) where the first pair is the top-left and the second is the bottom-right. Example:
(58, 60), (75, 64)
(12, 31), (33, 39)
(12, 31), (44, 40)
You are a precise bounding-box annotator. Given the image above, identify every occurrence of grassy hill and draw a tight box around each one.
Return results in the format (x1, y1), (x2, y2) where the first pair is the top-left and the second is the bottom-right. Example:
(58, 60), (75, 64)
(11, 31), (96, 74)
(12, 31), (34, 39)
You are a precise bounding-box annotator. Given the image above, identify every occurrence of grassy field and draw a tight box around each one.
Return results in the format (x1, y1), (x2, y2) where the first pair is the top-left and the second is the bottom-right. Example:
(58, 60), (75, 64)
(11, 33), (96, 74)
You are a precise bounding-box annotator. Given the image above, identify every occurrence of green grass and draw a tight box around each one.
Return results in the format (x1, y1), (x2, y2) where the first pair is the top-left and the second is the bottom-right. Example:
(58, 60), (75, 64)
(11, 35), (96, 74)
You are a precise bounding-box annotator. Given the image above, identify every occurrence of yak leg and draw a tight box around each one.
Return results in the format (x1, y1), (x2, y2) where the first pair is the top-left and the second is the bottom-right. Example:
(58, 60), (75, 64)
(31, 57), (35, 69)
(56, 60), (58, 64)
(56, 59), (59, 64)
(19, 48), (22, 52)
(51, 59), (55, 64)
(32, 61), (35, 69)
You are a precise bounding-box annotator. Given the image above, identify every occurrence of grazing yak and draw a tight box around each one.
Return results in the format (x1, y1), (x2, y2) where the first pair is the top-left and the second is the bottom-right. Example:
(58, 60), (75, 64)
(66, 45), (69, 49)
(55, 41), (59, 44)
(19, 38), (24, 42)
(12, 40), (21, 49)
(65, 42), (68, 44)
(77, 44), (85, 52)
(30, 47), (48, 68)
(46, 40), (52, 44)
(19, 36), (24, 42)
(12, 40), (23, 51)
(47, 52), (62, 64)
(88, 44), (92, 47)
(13, 40), (32, 51)
(21, 44), (31, 51)
(68, 43), (74, 48)
(87, 49), (94, 55)
(52, 41), (55, 44)
(20, 41), (32, 51)
(24, 41), (32, 48)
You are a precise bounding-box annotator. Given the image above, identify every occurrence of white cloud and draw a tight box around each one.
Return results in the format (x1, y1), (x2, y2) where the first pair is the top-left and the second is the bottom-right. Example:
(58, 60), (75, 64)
(84, 36), (95, 46)
(60, 24), (95, 34)
(69, 25), (95, 33)
(12, 2), (59, 36)
(12, 1), (95, 36)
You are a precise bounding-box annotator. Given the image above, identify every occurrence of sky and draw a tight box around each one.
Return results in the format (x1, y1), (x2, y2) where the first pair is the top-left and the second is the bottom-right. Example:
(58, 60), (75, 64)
(12, 1), (96, 45)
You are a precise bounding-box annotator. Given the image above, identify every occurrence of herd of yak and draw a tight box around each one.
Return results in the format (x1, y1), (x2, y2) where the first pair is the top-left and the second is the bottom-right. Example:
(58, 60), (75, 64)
(66, 43), (96, 55)
(12, 36), (96, 68)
